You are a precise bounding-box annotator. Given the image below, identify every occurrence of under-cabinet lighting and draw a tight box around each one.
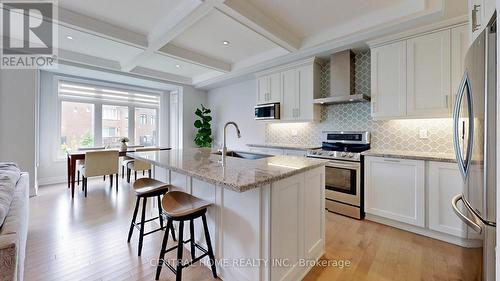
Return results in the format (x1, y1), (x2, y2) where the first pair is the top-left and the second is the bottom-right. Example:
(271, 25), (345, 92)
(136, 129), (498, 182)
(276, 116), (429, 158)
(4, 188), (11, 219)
(222, 40), (230, 45)
(66, 36), (73, 40)
(175, 64), (181, 68)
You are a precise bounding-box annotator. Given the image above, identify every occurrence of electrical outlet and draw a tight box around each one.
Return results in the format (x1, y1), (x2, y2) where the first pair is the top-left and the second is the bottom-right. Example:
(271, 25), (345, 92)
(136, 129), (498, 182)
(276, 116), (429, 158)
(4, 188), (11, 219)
(419, 129), (429, 139)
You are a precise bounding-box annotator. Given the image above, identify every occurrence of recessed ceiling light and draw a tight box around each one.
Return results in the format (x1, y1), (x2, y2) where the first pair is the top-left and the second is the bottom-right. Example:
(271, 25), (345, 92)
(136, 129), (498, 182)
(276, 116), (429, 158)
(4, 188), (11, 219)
(175, 64), (181, 68)
(222, 40), (230, 45)
(66, 36), (73, 40)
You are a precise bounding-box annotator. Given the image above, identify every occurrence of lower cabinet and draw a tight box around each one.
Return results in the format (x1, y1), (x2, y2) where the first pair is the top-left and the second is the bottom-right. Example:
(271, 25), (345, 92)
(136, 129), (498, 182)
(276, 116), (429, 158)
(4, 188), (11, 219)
(364, 156), (425, 227)
(428, 161), (467, 238)
(364, 156), (482, 246)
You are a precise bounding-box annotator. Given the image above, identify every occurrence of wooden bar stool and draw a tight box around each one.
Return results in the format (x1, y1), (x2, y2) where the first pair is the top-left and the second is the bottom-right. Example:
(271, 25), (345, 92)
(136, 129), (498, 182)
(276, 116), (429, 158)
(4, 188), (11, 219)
(127, 178), (176, 256)
(155, 191), (217, 281)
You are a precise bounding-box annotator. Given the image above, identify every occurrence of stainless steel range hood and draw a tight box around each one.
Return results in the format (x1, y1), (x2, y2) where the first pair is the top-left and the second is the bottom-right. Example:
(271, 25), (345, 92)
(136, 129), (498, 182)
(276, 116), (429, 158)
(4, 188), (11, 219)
(313, 50), (370, 105)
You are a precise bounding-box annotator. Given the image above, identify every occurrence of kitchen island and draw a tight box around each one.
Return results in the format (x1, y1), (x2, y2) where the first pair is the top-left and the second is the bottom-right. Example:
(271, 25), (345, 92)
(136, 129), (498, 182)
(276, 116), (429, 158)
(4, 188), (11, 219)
(127, 148), (326, 281)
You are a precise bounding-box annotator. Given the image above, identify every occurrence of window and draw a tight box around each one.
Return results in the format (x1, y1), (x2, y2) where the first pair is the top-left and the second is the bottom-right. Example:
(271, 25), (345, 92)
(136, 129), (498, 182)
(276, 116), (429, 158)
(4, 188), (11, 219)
(135, 108), (157, 146)
(103, 107), (118, 120)
(139, 114), (147, 125)
(102, 105), (128, 147)
(58, 80), (160, 157)
(60, 101), (94, 156)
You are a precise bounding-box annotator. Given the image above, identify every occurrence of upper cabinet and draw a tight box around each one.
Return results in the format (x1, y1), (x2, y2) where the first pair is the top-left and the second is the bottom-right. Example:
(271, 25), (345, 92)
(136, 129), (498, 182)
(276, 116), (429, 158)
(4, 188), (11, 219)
(406, 30), (451, 117)
(256, 72), (281, 104)
(371, 41), (407, 119)
(451, 25), (469, 105)
(255, 58), (321, 122)
(369, 23), (468, 120)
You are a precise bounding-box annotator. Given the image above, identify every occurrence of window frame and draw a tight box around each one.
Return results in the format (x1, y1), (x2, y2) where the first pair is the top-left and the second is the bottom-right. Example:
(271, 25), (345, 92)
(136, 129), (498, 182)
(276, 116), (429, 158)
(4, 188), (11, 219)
(55, 76), (160, 160)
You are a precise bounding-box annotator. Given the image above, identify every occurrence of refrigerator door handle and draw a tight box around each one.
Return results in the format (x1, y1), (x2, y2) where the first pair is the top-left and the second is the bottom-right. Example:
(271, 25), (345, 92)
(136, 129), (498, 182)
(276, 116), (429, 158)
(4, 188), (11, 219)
(452, 72), (474, 179)
(451, 193), (483, 233)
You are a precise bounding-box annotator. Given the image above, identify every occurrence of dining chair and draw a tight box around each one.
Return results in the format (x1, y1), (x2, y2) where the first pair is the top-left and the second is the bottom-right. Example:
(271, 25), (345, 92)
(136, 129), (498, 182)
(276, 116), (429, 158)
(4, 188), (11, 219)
(121, 145), (144, 178)
(79, 150), (119, 197)
(76, 146), (105, 185)
(125, 147), (158, 183)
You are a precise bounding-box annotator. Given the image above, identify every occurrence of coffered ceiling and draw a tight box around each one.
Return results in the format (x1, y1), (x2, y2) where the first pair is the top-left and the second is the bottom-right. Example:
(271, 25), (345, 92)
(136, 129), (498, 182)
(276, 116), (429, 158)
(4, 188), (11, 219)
(5, 0), (467, 88)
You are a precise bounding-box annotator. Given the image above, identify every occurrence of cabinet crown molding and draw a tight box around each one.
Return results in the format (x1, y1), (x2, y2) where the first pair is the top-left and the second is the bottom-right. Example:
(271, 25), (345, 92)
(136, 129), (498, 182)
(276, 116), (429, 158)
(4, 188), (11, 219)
(255, 56), (322, 78)
(367, 15), (467, 48)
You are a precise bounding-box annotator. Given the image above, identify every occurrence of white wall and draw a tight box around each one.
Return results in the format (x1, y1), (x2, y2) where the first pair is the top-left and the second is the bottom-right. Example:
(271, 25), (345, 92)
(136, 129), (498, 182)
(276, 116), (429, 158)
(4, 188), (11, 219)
(0, 69), (38, 196)
(207, 79), (265, 150)
(182, 86), (208, 148)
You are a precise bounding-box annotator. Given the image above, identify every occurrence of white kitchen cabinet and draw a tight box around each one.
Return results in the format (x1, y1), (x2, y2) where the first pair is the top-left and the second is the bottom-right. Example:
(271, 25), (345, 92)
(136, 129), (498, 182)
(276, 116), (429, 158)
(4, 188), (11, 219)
(271, 167), (325, 281)
(451, 25), (469, 107)
(365, 156), (425, 227)
(256, 72), (281, 104)
(256, 76), (267, 104)
(369, 23), (468, 120)
(406, 30), (451, 117)
(281, 68), (297, 120)
(428, 161), (468, 238)
(370, 41), (407, 119)
(256, 57), (320, 122)
(281, 63), (321, 121)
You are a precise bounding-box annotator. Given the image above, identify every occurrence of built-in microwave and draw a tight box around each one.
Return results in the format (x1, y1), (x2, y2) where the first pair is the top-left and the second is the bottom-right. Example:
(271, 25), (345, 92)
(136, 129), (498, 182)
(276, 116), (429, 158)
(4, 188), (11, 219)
(254, 103), (280, 120)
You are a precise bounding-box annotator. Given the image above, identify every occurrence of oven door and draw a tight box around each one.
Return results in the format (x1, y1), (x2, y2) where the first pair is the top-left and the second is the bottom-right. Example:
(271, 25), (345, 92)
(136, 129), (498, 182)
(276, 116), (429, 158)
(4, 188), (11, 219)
(325, 160), (361, 206)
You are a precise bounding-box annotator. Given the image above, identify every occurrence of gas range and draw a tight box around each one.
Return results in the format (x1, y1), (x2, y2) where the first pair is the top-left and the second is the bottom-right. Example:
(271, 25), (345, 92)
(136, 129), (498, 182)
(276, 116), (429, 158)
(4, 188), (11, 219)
(306, 131), (370, 162)
(306, 131), (370, 219)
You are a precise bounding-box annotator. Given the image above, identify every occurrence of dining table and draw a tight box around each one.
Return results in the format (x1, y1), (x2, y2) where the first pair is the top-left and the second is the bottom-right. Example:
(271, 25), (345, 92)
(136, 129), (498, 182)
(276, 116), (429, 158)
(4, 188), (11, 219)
(66, 147), (171, 198)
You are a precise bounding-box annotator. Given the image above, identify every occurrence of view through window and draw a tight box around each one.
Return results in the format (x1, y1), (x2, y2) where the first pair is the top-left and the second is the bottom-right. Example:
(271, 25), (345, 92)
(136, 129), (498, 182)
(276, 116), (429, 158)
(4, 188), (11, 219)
(135, 108), (157, 146)
(60, 101), (95, 154)
(58, 80), (160, 157)
(102, 105), (129, 147)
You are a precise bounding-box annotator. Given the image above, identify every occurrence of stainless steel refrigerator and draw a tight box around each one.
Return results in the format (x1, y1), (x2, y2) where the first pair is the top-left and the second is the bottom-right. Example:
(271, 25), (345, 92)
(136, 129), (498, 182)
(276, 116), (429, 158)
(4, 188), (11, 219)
(451, 14), (496, 281)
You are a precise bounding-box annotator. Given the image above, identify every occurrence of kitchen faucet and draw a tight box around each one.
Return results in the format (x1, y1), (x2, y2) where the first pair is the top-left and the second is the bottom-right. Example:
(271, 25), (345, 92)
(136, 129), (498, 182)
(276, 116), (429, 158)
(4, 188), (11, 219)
(221, 121), (241, 166)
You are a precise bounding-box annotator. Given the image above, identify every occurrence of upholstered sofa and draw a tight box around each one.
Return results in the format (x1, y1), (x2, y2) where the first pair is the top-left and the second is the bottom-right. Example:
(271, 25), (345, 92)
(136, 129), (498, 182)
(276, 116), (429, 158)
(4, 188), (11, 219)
(0, 163), (29, 281)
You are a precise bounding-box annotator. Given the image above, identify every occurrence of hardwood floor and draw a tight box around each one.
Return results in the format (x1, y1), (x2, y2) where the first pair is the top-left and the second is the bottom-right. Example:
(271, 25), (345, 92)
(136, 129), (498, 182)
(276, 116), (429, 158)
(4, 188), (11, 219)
(27, 178), (481, 281)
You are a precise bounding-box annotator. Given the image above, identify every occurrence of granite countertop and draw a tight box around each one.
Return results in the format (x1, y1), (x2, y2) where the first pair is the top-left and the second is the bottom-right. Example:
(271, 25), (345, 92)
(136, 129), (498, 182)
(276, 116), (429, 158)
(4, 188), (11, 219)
(362, 149), (457, 163)
(127, 148), (327, 192)
(247, 143), (321, 151)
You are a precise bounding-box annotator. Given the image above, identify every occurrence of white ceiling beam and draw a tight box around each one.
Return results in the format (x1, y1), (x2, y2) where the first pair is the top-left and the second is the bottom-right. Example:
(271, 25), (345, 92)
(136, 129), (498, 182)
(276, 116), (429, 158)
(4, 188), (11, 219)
(216, 0), (301, 52)
(130, 66), (192, 85)
(58, 49), (122, 70)
(121, 0), (224, 72)
(158, 44), (231, 72)
(57, 7), (148, 48)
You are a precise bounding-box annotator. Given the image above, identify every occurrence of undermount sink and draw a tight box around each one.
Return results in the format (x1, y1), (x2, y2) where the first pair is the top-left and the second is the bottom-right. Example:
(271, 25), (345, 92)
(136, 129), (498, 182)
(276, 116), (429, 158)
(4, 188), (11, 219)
(212, 151), (272, 160)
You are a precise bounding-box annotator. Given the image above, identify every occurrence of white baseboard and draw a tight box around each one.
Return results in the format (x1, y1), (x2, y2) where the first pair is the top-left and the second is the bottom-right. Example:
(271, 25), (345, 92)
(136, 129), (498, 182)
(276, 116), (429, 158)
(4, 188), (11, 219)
(366, 214), (483, 248)
(37, 176), (66, 186)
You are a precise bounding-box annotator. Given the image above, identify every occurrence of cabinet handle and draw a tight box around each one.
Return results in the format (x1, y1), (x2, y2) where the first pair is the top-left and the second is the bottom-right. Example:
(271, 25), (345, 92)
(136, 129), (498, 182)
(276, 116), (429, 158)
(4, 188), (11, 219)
(472, 4), (481, 32)
(445, 95), (449, 107)
(383, 158), (401, 163)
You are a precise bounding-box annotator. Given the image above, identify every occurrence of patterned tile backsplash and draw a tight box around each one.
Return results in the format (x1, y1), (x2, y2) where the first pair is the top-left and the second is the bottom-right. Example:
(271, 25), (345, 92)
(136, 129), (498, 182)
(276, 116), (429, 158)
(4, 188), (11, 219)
(266, 50), (454, 153)
(265, 103), (454, 153)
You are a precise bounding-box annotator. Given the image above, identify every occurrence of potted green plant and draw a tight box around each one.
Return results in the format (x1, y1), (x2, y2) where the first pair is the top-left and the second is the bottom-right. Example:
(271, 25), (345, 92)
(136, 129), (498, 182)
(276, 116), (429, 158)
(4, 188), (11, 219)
(194, 104), (213, 148)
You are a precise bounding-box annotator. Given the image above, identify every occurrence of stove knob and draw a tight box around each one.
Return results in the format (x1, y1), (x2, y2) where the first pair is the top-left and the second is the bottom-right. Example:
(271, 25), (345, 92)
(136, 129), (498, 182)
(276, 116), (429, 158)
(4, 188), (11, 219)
(348, 153), (354, 158)
(341, 152), (347, 157)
